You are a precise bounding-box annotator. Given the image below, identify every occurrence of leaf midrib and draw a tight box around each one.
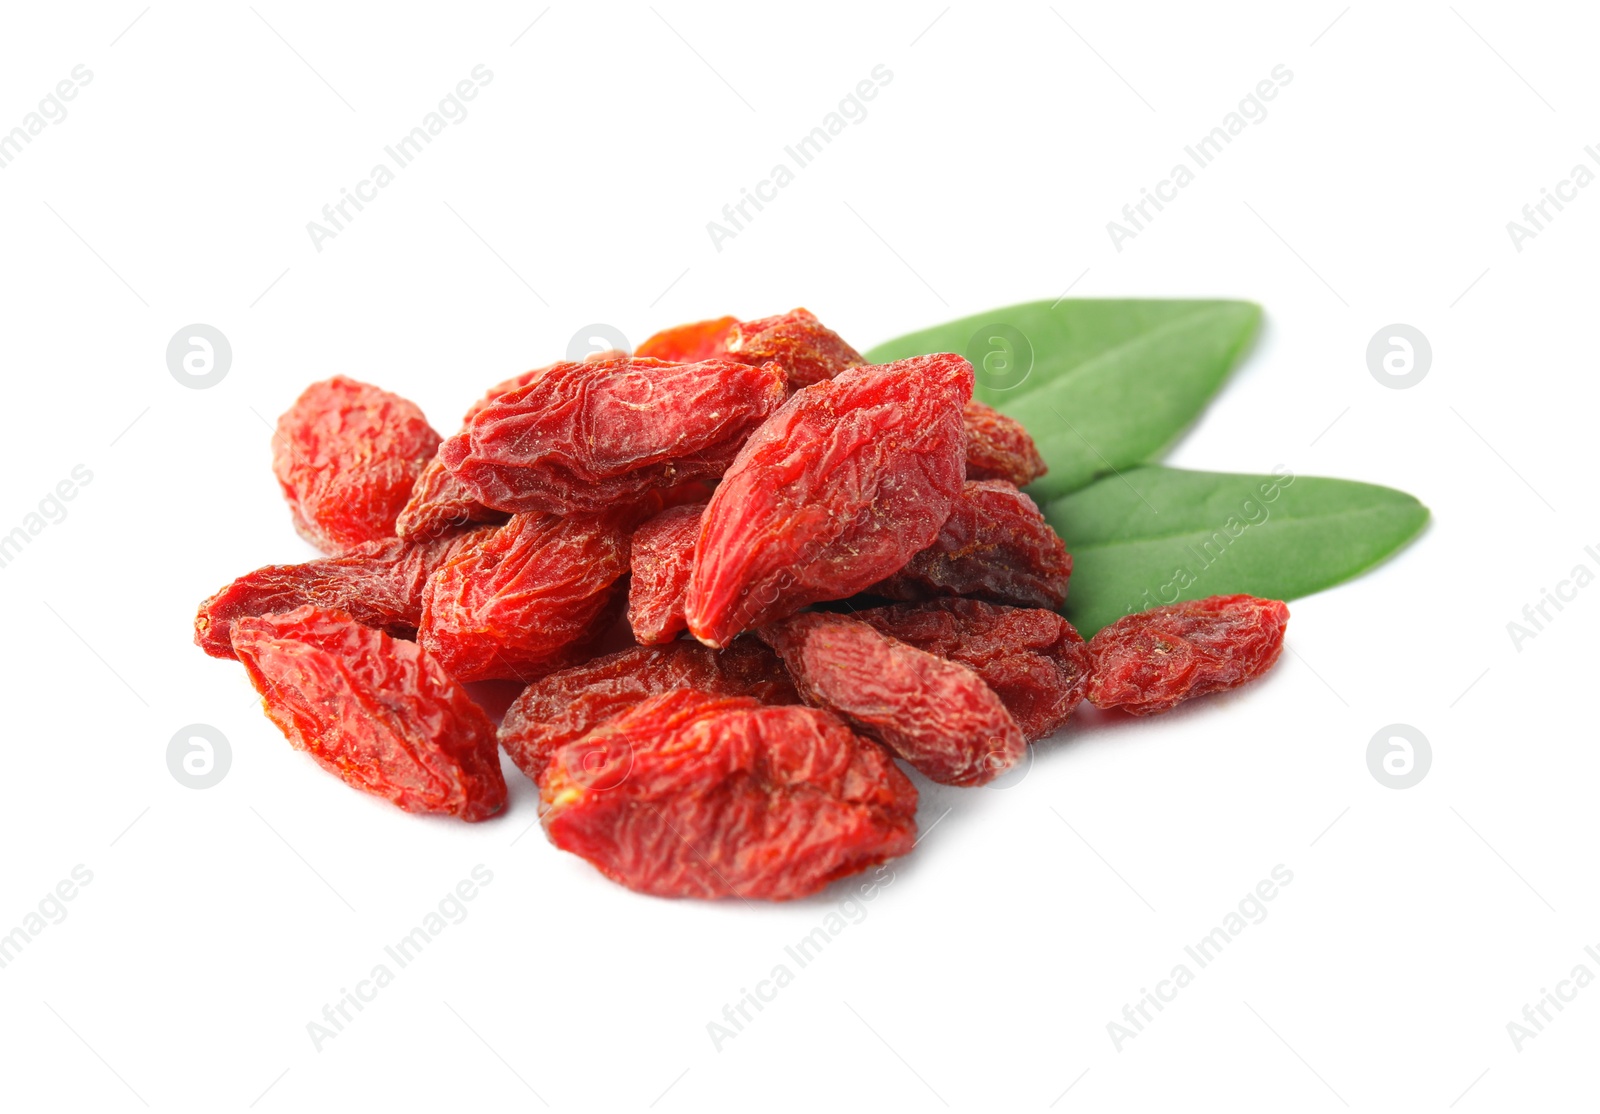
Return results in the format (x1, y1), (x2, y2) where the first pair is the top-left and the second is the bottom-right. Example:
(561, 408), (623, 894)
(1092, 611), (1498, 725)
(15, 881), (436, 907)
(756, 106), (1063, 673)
(996, 302), (1243, 407)
(1063, 501), (1420, 555)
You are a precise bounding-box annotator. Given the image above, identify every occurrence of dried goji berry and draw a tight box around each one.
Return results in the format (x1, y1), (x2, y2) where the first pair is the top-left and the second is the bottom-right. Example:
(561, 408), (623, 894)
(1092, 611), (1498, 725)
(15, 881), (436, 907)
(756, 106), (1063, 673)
(272, 377), (441, 554)
(440, 355), (785, 515)
(399, 370), (552, 540)
(231, 605), (506, 821)
(685, 353), (973, 647)
(870, 479), (1071, 610)
(464, 365), (554, 421)
(636, 309), (863, 389)
(402, 352), (639, 541)
(760, 611), (1026, 787)
(1086, 594), (1290, 715)
(634, 316), (738, 363)
(419, 510), (633, 682)
(194, 525), (498, 659)
(498, 639), (797, 785)
(471, 348), (631, 415)
(396, 450), (511, 541)
(722, 308), (864, 388)
(853, 598), (1091, 740)
(541, 688), (916, 899)
(963, 399), (1048, 487)
(627, 502), (705, 645)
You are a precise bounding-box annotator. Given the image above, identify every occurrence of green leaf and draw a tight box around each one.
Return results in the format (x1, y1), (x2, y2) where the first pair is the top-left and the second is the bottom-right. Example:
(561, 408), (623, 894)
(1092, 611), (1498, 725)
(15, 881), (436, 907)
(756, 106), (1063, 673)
(1045, 466), (1430, 637)
(864, 299), (1262, 499)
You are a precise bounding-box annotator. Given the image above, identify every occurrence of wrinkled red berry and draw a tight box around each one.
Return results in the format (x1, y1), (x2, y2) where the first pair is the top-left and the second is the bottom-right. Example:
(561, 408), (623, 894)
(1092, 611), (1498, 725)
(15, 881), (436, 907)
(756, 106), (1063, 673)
(963, 399), (1048, 487)
(398, 368), (560, 539)
(636, 309), (863, 389)
(404, 352), (662, 541)
(686, 354), (973, 647)
(499, 639), (797, 785)
(760, 611), (1025, 787)
(634, 316), (738, 363)
(440, 355), (785, 515)
(419, 510), (633, 682)
(396, 450), (511, 541)
(1086, 594), (1290, 715)
(466, 348), (627, 421)
(853, 599), (1091, 740)
(870, 479), (1071, 610)
(627, 502), (705, 645)
(723, 308), (864, 388)
(194, 525), (498, 659)
(541, 688), (917, 899)
(272, 377), (441, 554)
(232, 606), (506, 821)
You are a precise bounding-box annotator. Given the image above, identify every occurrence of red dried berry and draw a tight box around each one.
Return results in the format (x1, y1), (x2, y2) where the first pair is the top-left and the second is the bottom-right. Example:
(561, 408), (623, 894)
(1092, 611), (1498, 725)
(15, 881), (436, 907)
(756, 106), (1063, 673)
(1086, 594), (1290, 715)
(231, 606), (506, 821)
(401, 353), (638, 541)
(194, 525), (498, 659)
(963, 399), (1048, 486)
(440, 355), (785, 515)
(396, 449), (511, 541)
(627, 502), (704, 645)
(722, 308), (864, 388)
(498, 639), (797, 785)
(635, 309), (863, 389)
(419, 510), (633, 683)
(541, 688), (917, 899)
(634, 316), (738, 363)
(853, 599), (1091, 741)
(685, 353), (974, 647)
(760, 611), (1025, 787)
(870, 479), (1072, 610)
(465, 365), (554, 422)
(272, 377), (441, 554)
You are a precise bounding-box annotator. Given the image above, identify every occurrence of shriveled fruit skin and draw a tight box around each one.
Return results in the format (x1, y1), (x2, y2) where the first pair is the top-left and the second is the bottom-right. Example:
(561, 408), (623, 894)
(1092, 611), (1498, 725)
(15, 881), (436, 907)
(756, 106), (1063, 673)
(465, 365), (553, 422)
(420, 510), (633, 683)
(635, 316), (738, 363)
(686, 353), (974, 647)
(634, 309), (862, 388)
(403, 352), (640, 541)
(399, 367), (556, 539)
(1086, 594), (1290, 715)
(853, 599), (1091, 741)
(541, 688), (917, 900)
(723, 308), (864, 388)
(440, 355), (785, 515)
(194, 525), (498, 659)
(272, 377), (441, 554)
(396, 448), (511, 541)
(231, 606), (505, 821)
(466, 349), (626, 421)
(627, 502), (705, 645)
(760, 612), (1025, 787)
(870, 479), (1072, 610)
(499, 639), (797, 785)
(963, 399), (1048, 486)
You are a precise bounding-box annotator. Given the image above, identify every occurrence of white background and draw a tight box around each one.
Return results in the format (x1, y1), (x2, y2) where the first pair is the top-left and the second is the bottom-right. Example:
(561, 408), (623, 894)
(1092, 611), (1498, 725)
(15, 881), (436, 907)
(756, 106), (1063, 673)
(0, 2), (1594, 1110)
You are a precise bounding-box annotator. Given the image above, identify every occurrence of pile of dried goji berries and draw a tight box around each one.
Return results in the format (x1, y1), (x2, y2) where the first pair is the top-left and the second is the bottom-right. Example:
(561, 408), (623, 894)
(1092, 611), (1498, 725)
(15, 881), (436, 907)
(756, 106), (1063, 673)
(196, 308), (1291, 901)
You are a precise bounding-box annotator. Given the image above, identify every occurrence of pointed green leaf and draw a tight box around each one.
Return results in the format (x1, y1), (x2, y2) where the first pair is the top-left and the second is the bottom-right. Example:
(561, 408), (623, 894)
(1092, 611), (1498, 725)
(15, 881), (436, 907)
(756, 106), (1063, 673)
(865, 299), (1262, 498)
(1045, 466), (1430, 637)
